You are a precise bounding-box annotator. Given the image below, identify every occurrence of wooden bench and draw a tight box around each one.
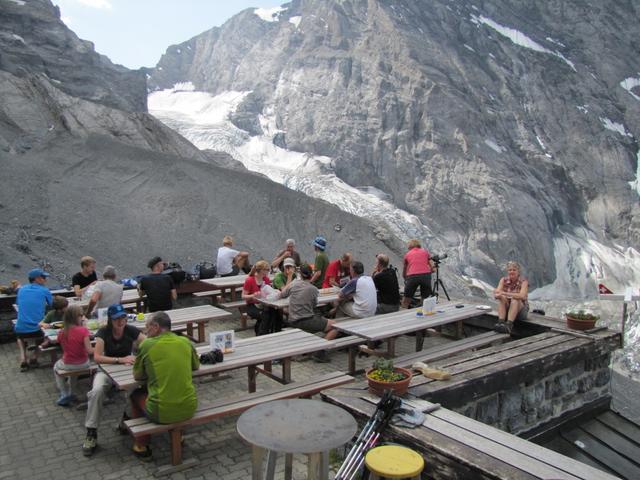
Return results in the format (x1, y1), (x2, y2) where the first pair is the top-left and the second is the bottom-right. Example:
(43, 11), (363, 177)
(394, 331), (510, 369)
(124, 371), (354, 475)
(219, 300), (250, 330)
(192, 290), (222, 304)
(57, 363), (98, 378)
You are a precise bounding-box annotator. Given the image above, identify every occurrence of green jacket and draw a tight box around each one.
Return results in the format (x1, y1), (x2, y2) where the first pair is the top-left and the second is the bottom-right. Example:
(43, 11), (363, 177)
(133, 332), (200, 424)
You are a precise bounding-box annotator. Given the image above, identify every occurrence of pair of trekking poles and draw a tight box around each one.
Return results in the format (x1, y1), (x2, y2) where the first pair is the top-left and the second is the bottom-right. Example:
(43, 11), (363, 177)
(334, 391), (402, 480)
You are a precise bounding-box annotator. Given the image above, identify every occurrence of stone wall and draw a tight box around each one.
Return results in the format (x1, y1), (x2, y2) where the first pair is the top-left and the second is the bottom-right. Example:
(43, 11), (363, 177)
(453, 353), (612, 435)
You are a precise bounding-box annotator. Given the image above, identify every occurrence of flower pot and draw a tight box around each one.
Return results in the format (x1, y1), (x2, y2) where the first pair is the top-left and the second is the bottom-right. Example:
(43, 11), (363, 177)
(366, 367), (413, 397)
(566, 315), (597, 331)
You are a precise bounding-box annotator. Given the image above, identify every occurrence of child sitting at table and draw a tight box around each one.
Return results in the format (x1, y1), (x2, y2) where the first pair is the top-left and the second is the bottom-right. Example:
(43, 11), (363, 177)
(53, 305), (93, 407)
(39, 295), (69, 349)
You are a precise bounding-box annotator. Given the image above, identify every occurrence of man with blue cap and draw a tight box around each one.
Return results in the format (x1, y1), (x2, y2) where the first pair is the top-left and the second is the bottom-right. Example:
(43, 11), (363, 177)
(15, 268), (53, 371)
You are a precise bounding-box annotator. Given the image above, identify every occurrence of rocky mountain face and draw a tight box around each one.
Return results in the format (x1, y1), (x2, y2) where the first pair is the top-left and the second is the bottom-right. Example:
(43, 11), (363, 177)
(148, 0), (640, 297)
(0, 0), (397, 285)
(0, 0), (145, 112)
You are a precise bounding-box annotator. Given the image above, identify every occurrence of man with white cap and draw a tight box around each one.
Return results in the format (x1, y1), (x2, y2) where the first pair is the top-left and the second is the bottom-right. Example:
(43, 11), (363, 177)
(15, 268), (53, 371)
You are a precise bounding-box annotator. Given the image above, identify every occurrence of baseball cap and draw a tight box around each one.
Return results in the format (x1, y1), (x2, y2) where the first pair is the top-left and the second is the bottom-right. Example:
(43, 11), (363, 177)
(312, 235), (327, 251)
(283, 258), (296, 268)
(28, 268), (50, 280)
(107, 304), (127, 320)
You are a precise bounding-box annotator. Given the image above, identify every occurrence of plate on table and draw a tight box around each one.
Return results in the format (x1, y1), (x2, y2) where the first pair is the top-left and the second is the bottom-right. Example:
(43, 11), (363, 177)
(50, 321), (64, 329)
(475, 305), (492, 311)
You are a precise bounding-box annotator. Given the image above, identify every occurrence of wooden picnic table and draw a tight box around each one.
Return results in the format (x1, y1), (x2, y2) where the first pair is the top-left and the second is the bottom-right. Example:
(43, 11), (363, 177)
(200, 275), (249, 301)
(127, 305), (231, 343)
(333, 303), (486, 356)
(256, 287), (340, 309)
(101, 328), (331, 393)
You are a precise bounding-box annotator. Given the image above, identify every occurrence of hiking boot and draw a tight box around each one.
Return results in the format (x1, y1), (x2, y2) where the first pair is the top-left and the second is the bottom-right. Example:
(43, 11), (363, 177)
(132, 445), (153, 462)
(82, 434), (97, 457)
(28, 358), (39, 368)
(494, 321), (513, 334)
(312, 351), (330, 363)
(20, 362), (28, 372)
(56, 394), (73, 407)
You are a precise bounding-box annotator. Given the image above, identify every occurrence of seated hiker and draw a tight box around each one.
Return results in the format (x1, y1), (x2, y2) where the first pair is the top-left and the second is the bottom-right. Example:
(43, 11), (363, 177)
(72, 256), (98, 299)
(82, 304), (146, 457)
(129, 311), (200, 461)
(41, 295), (69, 328)
(273, 257), (297, 290)
(271, 238), (301, 271)
(138, 256), (177, 313)
(372, 254), (400, 314)
(242, 260), (281, 335)
(15, 268), (53, 371)
(53, 305), (93, 407)
(85, 265), (123, 317)
(280, 265), (339, 363)
(493, 261), (529, 334)
(322, 252), (352, 288)
(333, 261), (377, 319)
(216, 235), (250, 276)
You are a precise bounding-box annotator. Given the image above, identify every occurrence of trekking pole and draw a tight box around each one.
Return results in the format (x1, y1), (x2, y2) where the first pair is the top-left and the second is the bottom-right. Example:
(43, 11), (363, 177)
(335, 391), (401, 480)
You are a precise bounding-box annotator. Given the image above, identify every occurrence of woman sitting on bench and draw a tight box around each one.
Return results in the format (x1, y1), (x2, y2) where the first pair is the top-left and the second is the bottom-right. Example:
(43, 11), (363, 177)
(493, 261), (529, 334)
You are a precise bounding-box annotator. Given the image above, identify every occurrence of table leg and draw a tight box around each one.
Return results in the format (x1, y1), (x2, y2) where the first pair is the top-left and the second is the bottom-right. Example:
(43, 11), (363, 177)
(170, 428), (182, 465)
(197, 322), (205, 343)
(264, 450), (278, 480)
(251, 445), (266, 480)
(416, 329), (425, 351)
(282, 358), (291, 384)
(386, 337), (396, 357)
(229, 288), (236, 302)
(307, 451), (326, 480)
(186, 323), (194, 339)
(248, 365), (257, 393)
(348, 346), (356, 375)
(284, 453), (293, 480)
(456, 320), (463, 339)
(264, 361), (272, 373)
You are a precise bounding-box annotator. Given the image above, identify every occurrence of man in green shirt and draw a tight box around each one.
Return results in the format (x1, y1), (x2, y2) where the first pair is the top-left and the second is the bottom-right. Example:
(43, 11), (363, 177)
(310, 235), (329, 288)
(130, 312), (199, 460)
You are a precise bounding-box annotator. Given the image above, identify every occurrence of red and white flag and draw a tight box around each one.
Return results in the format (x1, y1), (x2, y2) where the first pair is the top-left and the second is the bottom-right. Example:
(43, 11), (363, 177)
(598, 283), (613, 294)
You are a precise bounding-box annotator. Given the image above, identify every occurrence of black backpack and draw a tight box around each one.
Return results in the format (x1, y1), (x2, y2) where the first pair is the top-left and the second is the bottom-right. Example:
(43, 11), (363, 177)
(162, 262), (186, 285)
(197, 262), (217, 280)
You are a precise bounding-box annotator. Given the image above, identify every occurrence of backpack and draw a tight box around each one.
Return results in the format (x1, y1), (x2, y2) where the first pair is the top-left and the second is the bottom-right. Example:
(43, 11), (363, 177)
(162, 262), (186, 285)
(197, 262), (217, 280)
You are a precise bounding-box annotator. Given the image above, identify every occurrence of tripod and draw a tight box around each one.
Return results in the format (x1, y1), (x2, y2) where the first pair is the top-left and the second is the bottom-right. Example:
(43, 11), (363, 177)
(432, 262), (450, 301)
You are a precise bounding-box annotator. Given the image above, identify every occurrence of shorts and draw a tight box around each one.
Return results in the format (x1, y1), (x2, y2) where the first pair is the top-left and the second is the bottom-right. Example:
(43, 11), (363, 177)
(15, 330), (45, 342)
(220, 265), (240, 277)
(290, 315), (328, 334)
(515, 303), (529, 322)
(403, 273), (432, 300)
(337, 301), (364, 319)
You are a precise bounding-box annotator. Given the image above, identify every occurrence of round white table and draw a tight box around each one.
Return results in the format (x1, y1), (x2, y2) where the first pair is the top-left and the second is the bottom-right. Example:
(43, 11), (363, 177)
(237, 398), (357, 480)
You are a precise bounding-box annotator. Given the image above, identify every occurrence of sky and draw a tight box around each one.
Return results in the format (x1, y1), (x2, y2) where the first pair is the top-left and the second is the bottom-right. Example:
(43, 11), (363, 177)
(54, 0), (284, 69)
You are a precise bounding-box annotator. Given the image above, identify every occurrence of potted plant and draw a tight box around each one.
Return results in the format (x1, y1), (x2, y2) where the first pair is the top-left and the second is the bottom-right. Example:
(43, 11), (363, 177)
(366, 358), (412, 396)
(565, 309), (600, 331)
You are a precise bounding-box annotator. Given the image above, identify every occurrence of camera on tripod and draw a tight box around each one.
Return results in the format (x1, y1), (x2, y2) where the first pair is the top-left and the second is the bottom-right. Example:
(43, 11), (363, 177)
(431, 252), (448, 264)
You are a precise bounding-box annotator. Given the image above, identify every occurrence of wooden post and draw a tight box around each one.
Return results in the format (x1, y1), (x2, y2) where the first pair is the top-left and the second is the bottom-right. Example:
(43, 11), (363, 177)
(170, 429), (182, 466)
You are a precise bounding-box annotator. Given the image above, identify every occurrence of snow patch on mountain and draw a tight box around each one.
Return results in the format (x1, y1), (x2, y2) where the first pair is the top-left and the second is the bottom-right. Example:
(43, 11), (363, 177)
(254, 6), (287, 22)
(471, 14), (576, 71)
(629, 150), (640, 196)
(621, 75), (640, 101)
(289, 16), (302, 28)
(600, 117), (633, 137)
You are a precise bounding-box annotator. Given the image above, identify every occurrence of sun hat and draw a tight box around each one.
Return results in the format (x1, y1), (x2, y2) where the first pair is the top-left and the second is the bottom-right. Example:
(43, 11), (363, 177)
(312, 235), (327, 251)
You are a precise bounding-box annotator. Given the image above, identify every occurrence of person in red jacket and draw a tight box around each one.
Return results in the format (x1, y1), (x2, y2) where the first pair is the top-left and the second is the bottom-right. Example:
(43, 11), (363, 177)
(322, 252), (352, 288)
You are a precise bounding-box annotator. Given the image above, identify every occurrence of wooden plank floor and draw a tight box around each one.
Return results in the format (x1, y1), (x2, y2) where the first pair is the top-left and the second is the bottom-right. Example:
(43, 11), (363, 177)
(543, 410), (640, 479)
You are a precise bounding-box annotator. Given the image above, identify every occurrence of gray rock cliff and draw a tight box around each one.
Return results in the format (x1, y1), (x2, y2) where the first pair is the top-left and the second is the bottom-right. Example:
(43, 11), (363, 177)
(148, 0), (640, 293)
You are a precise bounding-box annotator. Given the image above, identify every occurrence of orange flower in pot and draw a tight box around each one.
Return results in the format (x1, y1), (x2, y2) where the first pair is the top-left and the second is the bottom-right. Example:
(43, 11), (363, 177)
(565, 309), (600, 331)
(366, 358), (412, 397)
